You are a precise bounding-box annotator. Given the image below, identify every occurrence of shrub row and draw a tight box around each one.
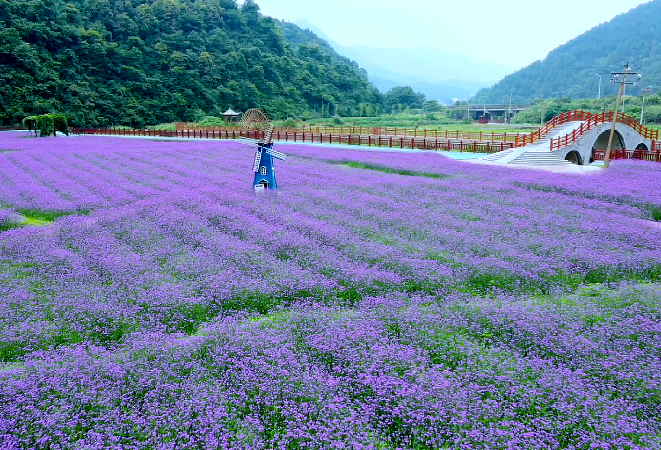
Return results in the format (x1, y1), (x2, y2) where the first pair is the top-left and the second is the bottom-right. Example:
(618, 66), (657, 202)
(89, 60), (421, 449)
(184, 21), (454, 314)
(22, 114), (70, 137)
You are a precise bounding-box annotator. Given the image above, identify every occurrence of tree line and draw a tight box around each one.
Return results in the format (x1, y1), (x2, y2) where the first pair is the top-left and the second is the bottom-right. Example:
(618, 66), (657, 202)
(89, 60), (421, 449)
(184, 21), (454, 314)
(0, 0), (428, 127)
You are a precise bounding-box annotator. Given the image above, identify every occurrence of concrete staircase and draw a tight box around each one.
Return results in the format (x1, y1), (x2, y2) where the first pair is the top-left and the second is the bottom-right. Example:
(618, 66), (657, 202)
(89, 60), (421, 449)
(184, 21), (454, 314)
(477, 122), (585, 167)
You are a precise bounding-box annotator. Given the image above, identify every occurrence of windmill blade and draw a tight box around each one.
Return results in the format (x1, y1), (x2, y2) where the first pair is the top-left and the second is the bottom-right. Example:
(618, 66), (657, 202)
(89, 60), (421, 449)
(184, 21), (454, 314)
(252, 150), (262, 172)
(238, 136), (260, 146)
(264, 124), (274, 144)
(266, 148), (287, 161)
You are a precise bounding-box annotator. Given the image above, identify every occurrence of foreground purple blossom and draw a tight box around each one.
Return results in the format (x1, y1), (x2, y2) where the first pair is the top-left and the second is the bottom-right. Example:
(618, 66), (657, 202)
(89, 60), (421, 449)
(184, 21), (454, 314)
(0, 209), (22, 229)
(0, 131), (660, 449)
(2, 289), (660, 449)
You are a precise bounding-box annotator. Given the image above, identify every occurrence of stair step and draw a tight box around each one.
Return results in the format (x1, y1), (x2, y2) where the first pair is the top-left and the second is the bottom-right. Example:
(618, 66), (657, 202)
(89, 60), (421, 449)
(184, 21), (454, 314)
(510, 160), (572, 165)
(509, 150), (572, 166)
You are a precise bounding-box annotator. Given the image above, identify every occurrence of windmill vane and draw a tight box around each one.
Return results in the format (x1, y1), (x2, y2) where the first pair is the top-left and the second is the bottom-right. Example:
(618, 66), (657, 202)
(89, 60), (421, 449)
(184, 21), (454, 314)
(237, 108), (287, 192)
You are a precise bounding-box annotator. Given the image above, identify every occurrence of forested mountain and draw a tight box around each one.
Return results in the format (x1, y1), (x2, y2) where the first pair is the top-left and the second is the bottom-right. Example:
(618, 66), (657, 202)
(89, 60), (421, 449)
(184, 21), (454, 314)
(474, 0), (661, 104)
(0, 0), (382, 127)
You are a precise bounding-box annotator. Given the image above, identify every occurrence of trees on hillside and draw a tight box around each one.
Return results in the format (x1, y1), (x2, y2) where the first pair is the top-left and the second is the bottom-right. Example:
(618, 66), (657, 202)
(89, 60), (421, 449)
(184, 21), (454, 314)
(384, 86), (426, 111)
(0, 0), (390, 126)
(474, 1), (661, 103)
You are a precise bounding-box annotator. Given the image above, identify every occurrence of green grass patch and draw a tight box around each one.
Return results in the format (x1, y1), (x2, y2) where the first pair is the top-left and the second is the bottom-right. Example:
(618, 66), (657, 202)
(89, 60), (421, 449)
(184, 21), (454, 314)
(0, 208), (90, 232)
(327, 160), (452, 180)
(23, 216), (51, 226)
(0, 221), (21, 232)
(16, 208), (80, 222)
(651, 206), (661, 222)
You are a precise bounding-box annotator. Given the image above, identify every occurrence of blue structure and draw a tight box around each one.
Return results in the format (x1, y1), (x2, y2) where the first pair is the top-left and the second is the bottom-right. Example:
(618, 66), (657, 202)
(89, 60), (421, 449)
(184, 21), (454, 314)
(252, 141), (287, 191)
(239, 113), (287, 191)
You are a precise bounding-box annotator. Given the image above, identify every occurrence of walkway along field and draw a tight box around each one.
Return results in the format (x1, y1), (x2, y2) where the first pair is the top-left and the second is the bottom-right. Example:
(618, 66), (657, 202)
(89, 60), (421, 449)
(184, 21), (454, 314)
(75, 110), (661, 162)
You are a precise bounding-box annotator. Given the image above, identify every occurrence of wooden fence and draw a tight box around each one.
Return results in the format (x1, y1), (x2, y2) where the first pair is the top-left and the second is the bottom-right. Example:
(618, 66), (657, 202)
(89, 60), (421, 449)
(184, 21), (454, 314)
(174, 123), (531, 143)
(592, 149), (661, 162)
(73, 113), (661, 160)
(74, 128), (515, 153)
(174, 112), (624, 148)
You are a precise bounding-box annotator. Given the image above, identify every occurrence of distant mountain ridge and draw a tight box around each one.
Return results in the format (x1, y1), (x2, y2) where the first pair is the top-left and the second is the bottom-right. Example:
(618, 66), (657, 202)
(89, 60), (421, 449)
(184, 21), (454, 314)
(474, 0), (661, 103)
(293, 19), (516, 103)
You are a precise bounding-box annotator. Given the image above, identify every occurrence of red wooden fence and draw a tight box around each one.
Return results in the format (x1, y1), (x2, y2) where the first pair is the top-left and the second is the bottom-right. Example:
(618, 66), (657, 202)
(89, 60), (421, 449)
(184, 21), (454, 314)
(72, 111), (661, 160)
(176, 112), (632, 149)
(73, 128), (516, 153)
(173, 123), (531, 143)
(592, 148), (661, 162)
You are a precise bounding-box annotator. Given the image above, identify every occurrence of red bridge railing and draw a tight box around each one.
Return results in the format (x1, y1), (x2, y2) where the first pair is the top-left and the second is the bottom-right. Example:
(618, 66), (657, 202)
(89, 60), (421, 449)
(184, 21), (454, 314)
(549, 111), (660, 151)
(592, 148), (661, 162)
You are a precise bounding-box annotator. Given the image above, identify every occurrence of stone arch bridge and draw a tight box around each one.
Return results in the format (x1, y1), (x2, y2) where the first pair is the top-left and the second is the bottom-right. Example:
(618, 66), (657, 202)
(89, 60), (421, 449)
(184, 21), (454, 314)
(476, 111), (660, 167)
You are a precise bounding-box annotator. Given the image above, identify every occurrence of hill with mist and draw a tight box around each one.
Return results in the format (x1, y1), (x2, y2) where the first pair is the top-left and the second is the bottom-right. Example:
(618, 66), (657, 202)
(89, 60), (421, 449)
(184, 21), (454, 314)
(474, 0), (661, 104)
(293, 19), (515, 104)
(0, 0), (382, 127)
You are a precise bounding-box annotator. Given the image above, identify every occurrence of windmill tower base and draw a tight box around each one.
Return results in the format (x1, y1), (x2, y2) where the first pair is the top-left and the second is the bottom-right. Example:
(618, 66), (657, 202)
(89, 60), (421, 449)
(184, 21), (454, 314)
(240, 109), (286, 192)
(253, 143), (279, 191)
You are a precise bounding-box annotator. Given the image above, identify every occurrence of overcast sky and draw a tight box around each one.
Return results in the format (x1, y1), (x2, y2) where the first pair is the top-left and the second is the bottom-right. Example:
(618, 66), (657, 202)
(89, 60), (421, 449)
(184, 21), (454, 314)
(251, 0), (650, 69)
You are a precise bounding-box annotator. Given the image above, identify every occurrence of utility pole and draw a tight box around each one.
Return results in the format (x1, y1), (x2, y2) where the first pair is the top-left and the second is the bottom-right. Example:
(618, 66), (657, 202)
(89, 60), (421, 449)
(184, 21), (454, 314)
(641, 88), (653, 124)
(622, 84), (626, 115)
(604, 63), (641, 169)
(595, 74), (602, 99)
(466, 97), (470, 121)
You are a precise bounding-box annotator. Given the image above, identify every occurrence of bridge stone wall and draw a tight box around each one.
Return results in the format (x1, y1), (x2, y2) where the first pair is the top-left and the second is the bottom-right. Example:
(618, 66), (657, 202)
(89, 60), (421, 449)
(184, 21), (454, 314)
(552, 122), (654, 165)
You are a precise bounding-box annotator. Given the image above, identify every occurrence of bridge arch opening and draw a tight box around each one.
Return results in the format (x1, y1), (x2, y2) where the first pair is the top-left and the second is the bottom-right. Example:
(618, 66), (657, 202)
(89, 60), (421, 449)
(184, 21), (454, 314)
(636, 143), (649, 151)
(591, 130), (624, 163)
(565, 150), (583, 165)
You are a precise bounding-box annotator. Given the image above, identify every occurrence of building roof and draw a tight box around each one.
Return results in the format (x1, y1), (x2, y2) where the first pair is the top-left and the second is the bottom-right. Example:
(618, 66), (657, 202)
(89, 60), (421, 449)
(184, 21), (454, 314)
(222, 108), (238, 116)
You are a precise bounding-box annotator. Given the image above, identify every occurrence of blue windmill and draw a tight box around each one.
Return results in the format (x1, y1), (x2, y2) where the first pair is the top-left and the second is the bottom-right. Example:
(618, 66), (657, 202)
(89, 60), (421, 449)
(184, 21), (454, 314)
(239, 109), (287, 192)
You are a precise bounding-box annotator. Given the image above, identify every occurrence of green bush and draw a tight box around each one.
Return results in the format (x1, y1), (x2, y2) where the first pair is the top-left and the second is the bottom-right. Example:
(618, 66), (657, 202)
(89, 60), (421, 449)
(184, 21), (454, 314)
(283, 117), (297, 128)
(643, 105), (661, 124)
(332, 115), (344, 125)
(22, 116), (39, 136)
(196, 116), (226, 127)
(37, 115), (54, 137)
(21, 114), (68, 137)
(50, 114), (70, 135)
(651, 207), (661, 222)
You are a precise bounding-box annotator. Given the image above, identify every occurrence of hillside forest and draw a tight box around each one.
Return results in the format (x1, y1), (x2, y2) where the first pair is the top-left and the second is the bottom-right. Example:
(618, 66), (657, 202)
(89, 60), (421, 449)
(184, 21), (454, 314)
(0, 0), (429, 127)
(474, 0), (661, 104)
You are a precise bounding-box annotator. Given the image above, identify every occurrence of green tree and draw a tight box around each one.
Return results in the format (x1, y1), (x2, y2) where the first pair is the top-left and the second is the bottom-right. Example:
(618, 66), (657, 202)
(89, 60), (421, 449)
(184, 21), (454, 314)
(385, 86), (425, 111)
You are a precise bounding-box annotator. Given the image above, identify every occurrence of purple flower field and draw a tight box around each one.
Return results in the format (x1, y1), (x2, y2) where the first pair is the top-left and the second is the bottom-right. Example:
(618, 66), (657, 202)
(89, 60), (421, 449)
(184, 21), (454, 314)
(1, 131), (660, 449)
